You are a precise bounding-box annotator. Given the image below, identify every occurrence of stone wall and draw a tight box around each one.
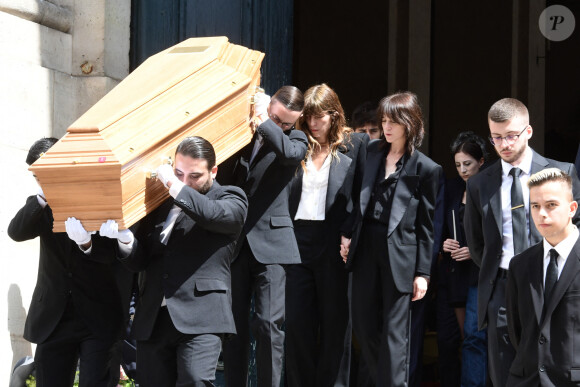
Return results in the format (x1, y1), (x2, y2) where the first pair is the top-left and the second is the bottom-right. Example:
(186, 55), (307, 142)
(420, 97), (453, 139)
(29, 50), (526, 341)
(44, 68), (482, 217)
(0, 0), (130, 382)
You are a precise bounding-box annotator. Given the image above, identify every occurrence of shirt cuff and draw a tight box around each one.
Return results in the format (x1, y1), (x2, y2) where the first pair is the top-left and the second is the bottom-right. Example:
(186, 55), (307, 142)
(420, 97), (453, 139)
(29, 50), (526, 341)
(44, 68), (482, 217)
(79, 244), (92, 255)
(169, 180), (185, 198)
(37, 194), (47, 208)
(118, 239), (134, 258)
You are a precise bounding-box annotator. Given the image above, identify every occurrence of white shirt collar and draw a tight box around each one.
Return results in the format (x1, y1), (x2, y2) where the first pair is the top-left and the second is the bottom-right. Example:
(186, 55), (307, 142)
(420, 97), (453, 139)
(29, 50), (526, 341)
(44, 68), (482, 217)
(543, 225), (579, 262)
(501, 146), (533, 177)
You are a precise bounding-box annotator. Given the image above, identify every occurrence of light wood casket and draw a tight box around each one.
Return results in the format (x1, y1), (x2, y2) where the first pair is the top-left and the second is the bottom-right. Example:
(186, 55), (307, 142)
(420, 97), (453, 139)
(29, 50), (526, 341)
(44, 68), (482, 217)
(30, 36), (264, 232)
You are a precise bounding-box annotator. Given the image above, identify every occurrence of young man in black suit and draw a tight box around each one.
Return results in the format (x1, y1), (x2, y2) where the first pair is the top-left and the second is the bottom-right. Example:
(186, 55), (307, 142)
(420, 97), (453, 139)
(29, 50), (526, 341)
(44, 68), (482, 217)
(506, 168), (580, 386)
(108, 136), (248, 386)
(222, 86), (308, 387)
(464, 98), (580, 386)
(9, 137), (132, 387)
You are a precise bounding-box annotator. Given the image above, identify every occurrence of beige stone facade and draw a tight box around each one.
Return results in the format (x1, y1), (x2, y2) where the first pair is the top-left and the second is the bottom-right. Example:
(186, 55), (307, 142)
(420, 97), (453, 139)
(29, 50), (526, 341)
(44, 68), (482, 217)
(0, 0), (130, 382)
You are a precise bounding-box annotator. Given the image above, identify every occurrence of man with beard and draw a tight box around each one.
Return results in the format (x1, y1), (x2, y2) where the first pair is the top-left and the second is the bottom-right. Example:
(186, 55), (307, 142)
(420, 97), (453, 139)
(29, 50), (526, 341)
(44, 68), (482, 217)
(464, 98), (580, 386)
(105, 136), (248, 386)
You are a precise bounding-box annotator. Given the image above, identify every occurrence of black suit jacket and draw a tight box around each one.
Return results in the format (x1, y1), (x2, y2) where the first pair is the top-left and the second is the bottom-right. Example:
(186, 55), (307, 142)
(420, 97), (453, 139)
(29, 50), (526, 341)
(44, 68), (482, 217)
(346, 140), (443, 293)
(464, 149), (580, 329)
(8, 196), (132, 344)
(232, 119), (308, 264)
(289, 132), (368, 256)
(506, 237), (580, 386)
(120, 182), (248, 340)
(437, 177), (476, 296)
(442, 177), (468, 247)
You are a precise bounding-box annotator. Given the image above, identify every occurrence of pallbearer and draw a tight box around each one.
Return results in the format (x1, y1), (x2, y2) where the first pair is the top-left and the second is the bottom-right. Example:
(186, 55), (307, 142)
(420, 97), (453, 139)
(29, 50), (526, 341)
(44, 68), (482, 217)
(222, 87), (308, 387)
(9, 137), (132, 387)
(106, 136), (248, 386)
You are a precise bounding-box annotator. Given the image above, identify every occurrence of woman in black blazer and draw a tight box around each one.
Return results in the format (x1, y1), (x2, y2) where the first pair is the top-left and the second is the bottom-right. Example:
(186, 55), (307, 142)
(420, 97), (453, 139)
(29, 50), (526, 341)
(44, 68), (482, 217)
(285, 83), (368, 387)
(437, 132), (488, 387)
(343, 91), (442, 386)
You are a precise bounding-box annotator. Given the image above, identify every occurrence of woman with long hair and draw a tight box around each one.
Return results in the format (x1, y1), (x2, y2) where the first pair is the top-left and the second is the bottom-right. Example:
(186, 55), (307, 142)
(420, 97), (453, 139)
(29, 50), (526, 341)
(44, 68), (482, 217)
(342, 91), (442, 386)
(285, 83), (368, 386)
(437, 131), (488, 387)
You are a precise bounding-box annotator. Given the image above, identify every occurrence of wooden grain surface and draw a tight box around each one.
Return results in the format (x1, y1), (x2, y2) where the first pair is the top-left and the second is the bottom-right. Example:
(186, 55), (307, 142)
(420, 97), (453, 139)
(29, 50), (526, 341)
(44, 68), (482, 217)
(30, 37), (264, 232)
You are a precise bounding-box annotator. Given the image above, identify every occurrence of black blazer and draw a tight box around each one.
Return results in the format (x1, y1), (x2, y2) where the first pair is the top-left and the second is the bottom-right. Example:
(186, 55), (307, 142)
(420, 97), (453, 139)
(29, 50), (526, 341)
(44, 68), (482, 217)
(437, 177), (475, 300)
(346, 140), (443, 293)
(8, 196), (132, 344)
(232, 119), (308, 264)
(289, 132), (368, 256)
(506, 237), (580, 386)
(464, 150), (580, 329)
(120, 182), (248, 340)
(441, 177), (467, 247)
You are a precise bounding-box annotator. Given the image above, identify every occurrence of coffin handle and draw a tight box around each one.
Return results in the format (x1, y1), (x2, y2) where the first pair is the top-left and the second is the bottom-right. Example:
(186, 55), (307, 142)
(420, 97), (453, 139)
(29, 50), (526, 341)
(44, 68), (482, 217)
(146, 156), (173, 179)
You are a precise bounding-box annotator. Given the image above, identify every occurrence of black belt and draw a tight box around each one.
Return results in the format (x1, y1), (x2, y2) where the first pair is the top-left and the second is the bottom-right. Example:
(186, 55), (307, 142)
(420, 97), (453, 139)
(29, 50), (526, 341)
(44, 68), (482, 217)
(294, 219), (323, 226)
(497, 268), (509, 279)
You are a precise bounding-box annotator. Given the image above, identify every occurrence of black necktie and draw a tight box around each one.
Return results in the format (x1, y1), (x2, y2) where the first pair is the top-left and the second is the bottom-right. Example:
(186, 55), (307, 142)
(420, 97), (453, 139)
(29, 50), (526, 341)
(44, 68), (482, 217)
(509, 167), (528, 254)
(545, 248), (559, 301)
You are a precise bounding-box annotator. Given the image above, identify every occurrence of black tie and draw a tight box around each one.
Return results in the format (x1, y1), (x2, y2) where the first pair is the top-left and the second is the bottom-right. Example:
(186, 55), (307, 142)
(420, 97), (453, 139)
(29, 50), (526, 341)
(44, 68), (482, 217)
(509, 167), (528, 254)
(545, 248), (559, 301)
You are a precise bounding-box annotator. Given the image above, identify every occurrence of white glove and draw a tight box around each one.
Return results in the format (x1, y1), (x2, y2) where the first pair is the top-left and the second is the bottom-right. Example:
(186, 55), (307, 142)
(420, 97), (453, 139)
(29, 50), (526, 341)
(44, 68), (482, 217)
(99, 219), (133, 244)
(253, 92), (270, 119)
(36, 185), (47, 208)
(65, 217), (93, 245)
(156, 164), (179, 189)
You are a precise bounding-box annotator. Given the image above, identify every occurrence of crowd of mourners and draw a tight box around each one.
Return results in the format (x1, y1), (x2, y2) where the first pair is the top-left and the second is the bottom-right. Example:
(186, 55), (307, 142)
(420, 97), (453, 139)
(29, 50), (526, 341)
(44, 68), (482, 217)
(9, 83), (580, 387)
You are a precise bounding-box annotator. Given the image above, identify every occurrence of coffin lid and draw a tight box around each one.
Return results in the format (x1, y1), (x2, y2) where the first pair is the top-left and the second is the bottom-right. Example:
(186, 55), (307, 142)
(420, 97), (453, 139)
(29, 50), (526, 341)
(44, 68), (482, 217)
(29, 36), (264, 231)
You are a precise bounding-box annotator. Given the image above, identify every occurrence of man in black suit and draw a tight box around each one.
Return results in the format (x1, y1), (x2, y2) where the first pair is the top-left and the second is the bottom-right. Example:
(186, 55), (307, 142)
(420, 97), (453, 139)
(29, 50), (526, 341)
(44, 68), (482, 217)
(222, 86), (308, 387)
(8, 137), (132, 387)
(464, 98), (580, 386)
(506, 168), (580, 386)
(110, 136), (248, 386)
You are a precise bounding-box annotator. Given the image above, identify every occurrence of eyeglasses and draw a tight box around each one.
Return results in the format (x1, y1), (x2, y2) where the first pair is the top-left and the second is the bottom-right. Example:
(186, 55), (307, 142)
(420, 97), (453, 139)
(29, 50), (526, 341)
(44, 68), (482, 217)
(269, 114), (295, 130)
(489, 125), (528, 146)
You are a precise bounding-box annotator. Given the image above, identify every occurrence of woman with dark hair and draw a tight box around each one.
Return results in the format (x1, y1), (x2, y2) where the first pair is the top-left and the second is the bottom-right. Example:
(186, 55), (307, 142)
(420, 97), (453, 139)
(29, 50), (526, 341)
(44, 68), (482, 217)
(341, 91), (442, 386)
(285, 83), (368, 387)
(437, 131), (488, 387)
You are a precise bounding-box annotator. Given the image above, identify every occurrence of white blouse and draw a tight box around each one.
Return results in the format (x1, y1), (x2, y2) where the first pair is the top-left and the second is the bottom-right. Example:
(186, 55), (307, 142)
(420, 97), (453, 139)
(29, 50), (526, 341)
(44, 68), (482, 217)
(294, 154), (331, 221)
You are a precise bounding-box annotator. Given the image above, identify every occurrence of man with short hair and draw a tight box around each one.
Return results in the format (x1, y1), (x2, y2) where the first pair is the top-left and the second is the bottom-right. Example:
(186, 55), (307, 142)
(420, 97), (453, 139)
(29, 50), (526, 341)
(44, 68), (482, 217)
(506, 168), (580, 386)
(351, 101), (381, 140)
(464, 98), (580, 386)
(222, 86), (308, 387)
(108, 136), (248, 386)
(9, 137), (132, 387)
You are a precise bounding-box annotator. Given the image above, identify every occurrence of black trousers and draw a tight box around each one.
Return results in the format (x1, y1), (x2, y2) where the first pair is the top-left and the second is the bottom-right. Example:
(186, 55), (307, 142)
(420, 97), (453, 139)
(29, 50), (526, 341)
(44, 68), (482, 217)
(285, 220), (351, 387)
(34, 300), (120, 387)
(436, 281), (462, 387)
(223, 241), (286, 387)
(351, 222), (411, 387)
(487, 274), (516, 387)
(137, 306), (221, 387)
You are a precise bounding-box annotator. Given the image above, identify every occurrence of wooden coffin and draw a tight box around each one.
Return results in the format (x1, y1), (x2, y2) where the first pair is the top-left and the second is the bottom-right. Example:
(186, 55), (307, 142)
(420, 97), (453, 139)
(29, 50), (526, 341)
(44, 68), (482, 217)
(30, 36), (264, 232)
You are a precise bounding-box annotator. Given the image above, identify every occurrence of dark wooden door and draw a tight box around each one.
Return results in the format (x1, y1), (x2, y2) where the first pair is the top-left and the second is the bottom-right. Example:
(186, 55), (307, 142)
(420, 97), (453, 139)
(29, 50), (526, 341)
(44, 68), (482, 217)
(130, 0), (294, 94)
(545, 0), (580, 162)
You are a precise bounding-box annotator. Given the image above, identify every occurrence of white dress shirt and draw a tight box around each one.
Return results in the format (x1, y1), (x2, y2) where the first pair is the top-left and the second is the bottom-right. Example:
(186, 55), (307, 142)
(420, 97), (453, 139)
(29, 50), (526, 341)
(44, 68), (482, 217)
(159, 204), (182, 306)
(159, 205), (182, 245)
(294, 154), (331, 221)
(500, 147), (533, 269)
(543, 226), (579, 284)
